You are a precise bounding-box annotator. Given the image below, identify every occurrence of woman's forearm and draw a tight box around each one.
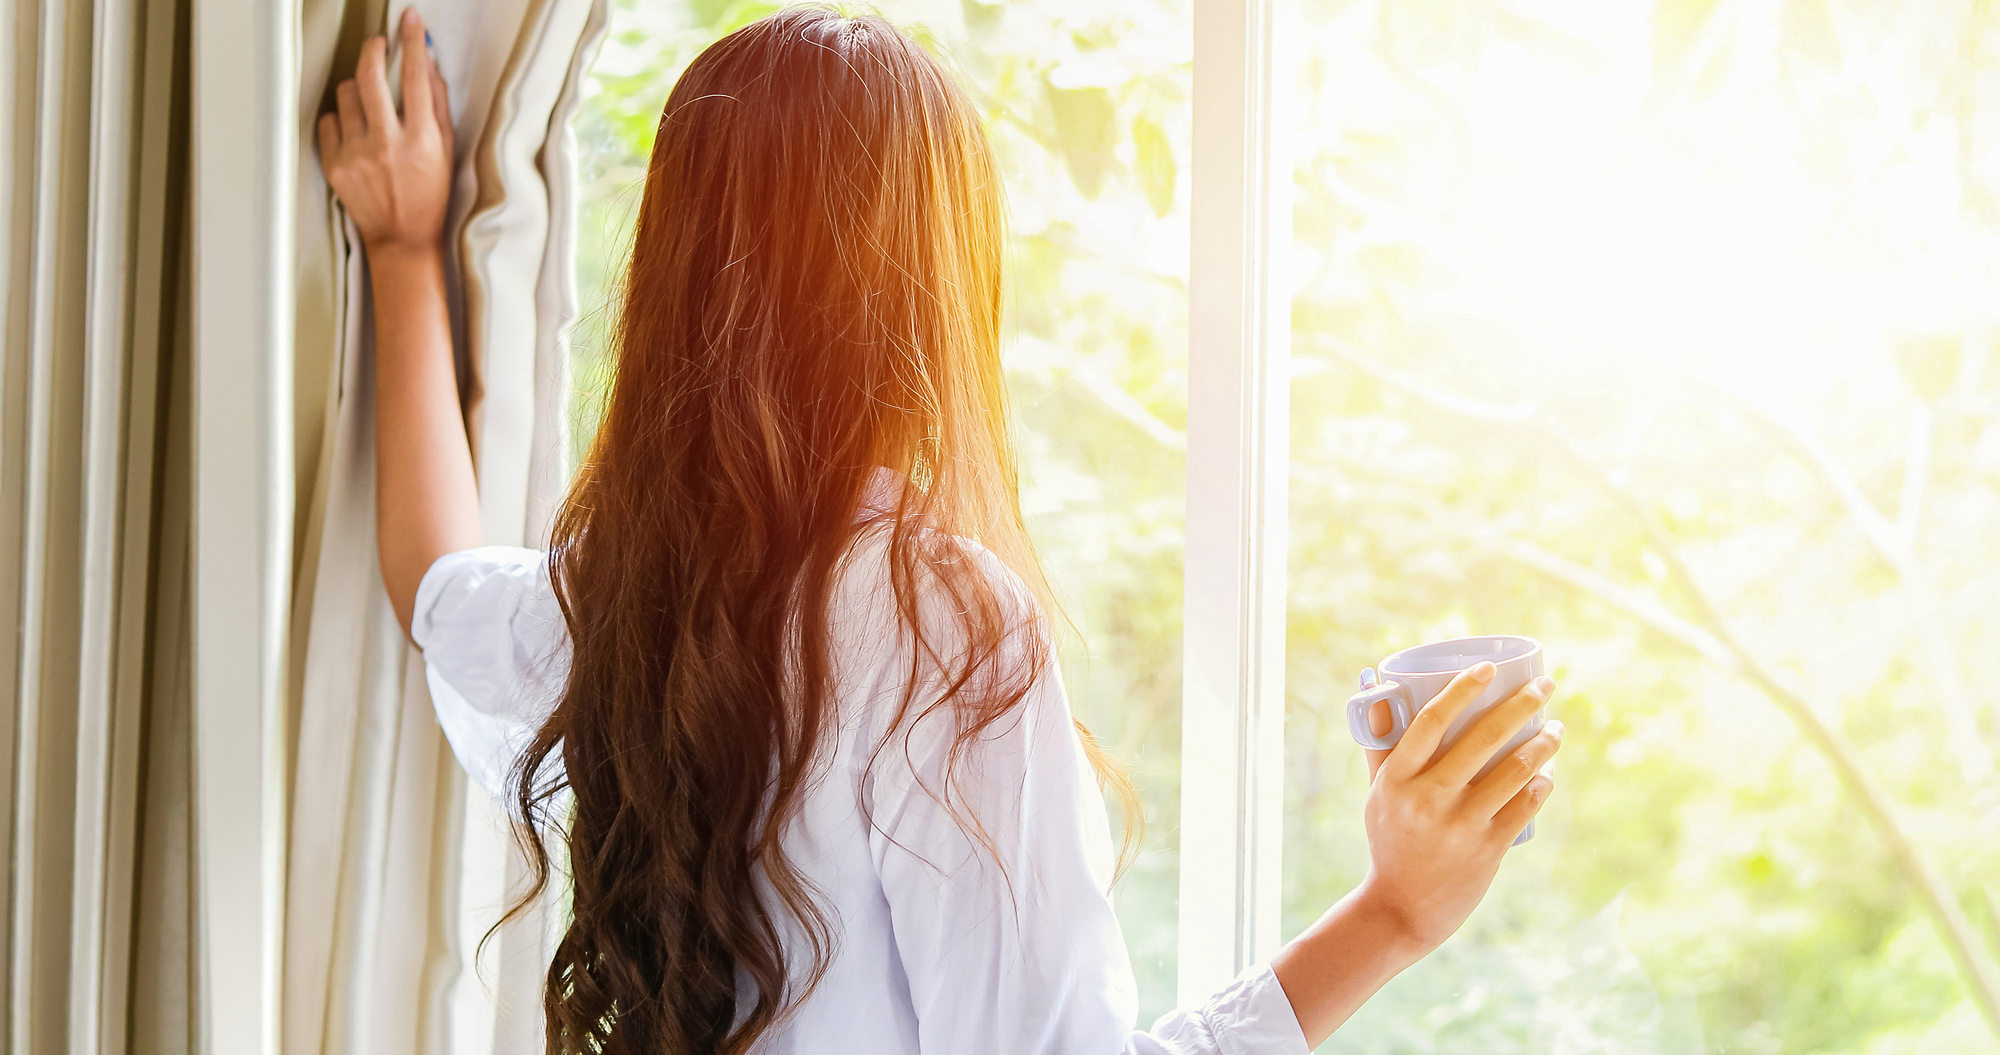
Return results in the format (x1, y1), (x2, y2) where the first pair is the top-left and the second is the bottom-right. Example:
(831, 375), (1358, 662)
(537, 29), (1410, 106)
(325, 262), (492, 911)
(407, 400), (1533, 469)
(1268, 877), (1432, 1049)
(371, 243), (480, 634)
(319, 14), (470, 636)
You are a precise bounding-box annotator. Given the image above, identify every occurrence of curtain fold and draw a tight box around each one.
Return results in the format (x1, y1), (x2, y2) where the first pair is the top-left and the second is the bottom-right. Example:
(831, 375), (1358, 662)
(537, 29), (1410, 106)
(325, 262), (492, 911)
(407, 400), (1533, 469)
(2, 0), (197, 1051)
(286, 1), (604, 1051)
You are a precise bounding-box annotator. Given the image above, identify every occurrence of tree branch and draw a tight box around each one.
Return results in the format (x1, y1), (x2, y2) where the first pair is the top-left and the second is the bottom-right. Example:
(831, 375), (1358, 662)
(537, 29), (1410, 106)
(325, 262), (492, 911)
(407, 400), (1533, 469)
(1897, 403), (1931, 550)
(1681, 373), (1991, 783)
(1985, 886), (2000, 966)
(1486, 537), (1736, 670)
(1061, 361), (1187, 453)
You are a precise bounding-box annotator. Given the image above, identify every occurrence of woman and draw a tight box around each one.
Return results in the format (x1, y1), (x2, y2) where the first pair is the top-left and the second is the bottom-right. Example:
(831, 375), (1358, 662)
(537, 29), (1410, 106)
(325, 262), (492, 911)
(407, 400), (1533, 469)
(320, 8), (1562, 1053)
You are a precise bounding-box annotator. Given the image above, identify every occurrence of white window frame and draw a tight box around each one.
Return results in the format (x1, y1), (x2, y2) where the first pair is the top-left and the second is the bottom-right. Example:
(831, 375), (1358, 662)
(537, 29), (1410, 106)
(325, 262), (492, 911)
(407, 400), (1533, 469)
(1179, 0), (1292, 1005)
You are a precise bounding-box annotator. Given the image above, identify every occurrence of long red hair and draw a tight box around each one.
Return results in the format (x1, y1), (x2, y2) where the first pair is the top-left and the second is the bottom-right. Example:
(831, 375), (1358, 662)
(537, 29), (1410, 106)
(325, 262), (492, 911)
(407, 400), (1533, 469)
(506, 9), (1132, 1052)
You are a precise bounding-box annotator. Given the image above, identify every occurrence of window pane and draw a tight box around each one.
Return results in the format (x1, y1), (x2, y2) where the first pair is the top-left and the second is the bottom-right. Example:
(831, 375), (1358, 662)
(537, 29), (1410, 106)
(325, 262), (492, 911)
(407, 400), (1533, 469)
(573, 0), (1191, 1020)
(1285, 2), (2000, 1050)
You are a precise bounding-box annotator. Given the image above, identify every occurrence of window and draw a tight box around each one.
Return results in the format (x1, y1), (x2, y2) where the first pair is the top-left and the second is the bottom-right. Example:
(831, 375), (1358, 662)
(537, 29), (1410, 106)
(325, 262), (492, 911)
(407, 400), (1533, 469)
(1283, 2), (2000, 1050)
(573, 0), (2000, 1047)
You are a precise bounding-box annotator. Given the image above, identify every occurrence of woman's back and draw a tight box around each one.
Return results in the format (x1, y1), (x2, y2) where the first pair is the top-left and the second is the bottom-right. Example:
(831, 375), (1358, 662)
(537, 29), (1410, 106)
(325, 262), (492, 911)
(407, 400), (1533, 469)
(412, 471), (1301, 1053)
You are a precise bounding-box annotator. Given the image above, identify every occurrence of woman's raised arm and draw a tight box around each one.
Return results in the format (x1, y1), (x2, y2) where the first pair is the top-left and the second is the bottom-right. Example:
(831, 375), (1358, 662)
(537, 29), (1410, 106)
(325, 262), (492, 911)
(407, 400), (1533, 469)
(319, 9), (481, 635)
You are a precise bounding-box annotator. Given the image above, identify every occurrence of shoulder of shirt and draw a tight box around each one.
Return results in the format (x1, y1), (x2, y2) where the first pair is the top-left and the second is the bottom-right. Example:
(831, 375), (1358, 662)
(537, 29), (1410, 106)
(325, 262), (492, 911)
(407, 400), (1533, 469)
(832, 519), (1039, 633)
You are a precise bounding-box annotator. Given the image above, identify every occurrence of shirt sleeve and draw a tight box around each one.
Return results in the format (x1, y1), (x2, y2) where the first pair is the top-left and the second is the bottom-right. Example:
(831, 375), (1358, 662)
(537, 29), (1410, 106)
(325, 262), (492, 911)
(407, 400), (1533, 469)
(410, 546), (570, 807)
(865, 603), (1308, 1055)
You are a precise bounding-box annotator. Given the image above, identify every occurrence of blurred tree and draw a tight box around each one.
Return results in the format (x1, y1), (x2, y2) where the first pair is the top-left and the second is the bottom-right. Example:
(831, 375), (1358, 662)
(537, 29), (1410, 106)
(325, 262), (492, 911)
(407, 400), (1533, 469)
(1282, 1), (2000, 1052)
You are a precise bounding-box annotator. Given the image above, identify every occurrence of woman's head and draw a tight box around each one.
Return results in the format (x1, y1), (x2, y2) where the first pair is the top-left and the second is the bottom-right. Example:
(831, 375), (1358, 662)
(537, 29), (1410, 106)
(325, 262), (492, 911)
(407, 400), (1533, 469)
(607, 6), (1014, 543)
(507, 9), (1130, 1054)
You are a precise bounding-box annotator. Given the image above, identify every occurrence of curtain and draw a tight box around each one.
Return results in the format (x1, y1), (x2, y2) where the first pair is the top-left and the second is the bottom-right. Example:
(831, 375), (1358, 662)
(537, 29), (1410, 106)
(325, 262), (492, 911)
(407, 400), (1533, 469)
(286, 1), (604, 1052)
(1, 0), (598, 1047)
(2, 0), (198, 1052)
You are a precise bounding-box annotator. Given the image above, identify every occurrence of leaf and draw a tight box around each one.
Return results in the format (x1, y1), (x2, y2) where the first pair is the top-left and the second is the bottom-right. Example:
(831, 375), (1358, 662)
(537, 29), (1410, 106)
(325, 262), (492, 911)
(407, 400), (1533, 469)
(1130, 114), (1175, 218)
(1046, 80), (1118, 199)
(1781, 0), (1842, 70)
(1651, 0), (1722, 73)
(1893, 334), (1960, 402)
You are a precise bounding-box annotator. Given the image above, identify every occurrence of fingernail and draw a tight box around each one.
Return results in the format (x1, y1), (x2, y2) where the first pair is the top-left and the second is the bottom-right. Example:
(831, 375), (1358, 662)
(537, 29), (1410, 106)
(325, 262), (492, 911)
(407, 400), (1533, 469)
(1469, 662), (1496, 683)
(1546, 719), (1564, 738)
(1533, 676), (1554, 696)
(403, 7), (419, 25)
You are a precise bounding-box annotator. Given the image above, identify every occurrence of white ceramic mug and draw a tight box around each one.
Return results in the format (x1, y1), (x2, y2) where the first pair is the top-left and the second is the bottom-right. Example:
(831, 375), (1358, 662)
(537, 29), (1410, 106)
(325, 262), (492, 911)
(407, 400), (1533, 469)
(1346, 635), (1547, 844)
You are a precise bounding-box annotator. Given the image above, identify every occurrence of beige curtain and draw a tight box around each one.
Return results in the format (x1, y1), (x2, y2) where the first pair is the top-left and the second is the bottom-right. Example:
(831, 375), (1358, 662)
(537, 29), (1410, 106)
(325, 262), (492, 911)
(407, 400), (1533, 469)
(2, 0), (597, 1048)
(2, 0), (199, 1051)
(286, 0), (604, 1052)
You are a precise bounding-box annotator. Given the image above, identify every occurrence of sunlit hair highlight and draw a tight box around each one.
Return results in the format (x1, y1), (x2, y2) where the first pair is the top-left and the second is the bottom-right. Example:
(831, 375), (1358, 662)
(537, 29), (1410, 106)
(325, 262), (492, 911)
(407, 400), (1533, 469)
(503, 9), (1137, 1053)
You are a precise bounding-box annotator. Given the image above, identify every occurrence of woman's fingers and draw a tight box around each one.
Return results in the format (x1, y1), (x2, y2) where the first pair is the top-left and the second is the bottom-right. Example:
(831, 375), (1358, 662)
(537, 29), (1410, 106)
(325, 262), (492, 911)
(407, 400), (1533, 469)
(356, 36), (397, 133)
(1384, 662), (1495, 780)
(1364, 699), (1395, 781)
(1463, 720), (1562, 818)
(398, 11), (433, 128)
(316, 113), (341, 167)
(1427, 677), (1552, 787)
(336, 79), (365, 139)
(429, 66), (452, 149)
(1491, 770), (1554, 843)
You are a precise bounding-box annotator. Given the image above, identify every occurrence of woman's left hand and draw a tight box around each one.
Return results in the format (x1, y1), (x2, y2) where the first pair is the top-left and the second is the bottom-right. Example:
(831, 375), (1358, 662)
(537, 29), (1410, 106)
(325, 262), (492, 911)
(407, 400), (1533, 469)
(319, 10), (453, 255)
(1354, 665), (1560, 953)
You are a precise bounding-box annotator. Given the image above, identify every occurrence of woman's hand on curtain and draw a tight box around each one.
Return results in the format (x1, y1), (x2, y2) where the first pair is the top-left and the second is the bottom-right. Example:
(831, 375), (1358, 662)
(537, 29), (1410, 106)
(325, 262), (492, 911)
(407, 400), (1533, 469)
(318, 10), (454, 255)
(321, 9), (482, 637)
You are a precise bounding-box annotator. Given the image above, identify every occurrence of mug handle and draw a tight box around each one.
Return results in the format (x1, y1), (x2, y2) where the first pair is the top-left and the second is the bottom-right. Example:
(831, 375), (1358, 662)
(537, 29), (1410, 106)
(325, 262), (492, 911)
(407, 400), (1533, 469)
(1347, 671), (1416, 750)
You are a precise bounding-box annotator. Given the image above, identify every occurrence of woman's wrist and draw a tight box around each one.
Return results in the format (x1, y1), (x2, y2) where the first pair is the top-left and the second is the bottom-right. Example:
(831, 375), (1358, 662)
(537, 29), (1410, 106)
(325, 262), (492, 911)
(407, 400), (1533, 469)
(1270, 877), (1434, 1048)
(364, 239), (449, 332)
(364, 236), (445, 273)
(1344, 872), (1445, 961)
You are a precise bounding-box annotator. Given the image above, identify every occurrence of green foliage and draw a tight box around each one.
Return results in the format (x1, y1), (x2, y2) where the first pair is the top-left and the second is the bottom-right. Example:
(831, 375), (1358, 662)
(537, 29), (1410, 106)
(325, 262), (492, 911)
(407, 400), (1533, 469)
(1895, 335), (1961, 404)
(1047, 82), (1118, 197)
(1131, 113), (1174, 217)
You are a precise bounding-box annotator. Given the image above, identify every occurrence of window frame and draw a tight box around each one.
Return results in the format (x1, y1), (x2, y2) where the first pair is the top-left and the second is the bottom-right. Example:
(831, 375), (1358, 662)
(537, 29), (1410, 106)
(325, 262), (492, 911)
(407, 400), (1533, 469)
(1177, 0), (1293, 1005)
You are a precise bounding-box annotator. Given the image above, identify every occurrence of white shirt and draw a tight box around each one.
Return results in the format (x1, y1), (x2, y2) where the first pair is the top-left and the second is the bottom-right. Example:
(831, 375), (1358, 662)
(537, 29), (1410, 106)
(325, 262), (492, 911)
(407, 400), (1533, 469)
(410, 478), (1308, 1055)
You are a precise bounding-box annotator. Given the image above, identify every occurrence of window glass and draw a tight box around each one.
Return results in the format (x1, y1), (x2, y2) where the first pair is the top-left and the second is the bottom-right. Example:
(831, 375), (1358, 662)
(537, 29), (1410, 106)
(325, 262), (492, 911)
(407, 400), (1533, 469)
(1284, 2), (2000, 1050)
(572, 0), (1191, 1019)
